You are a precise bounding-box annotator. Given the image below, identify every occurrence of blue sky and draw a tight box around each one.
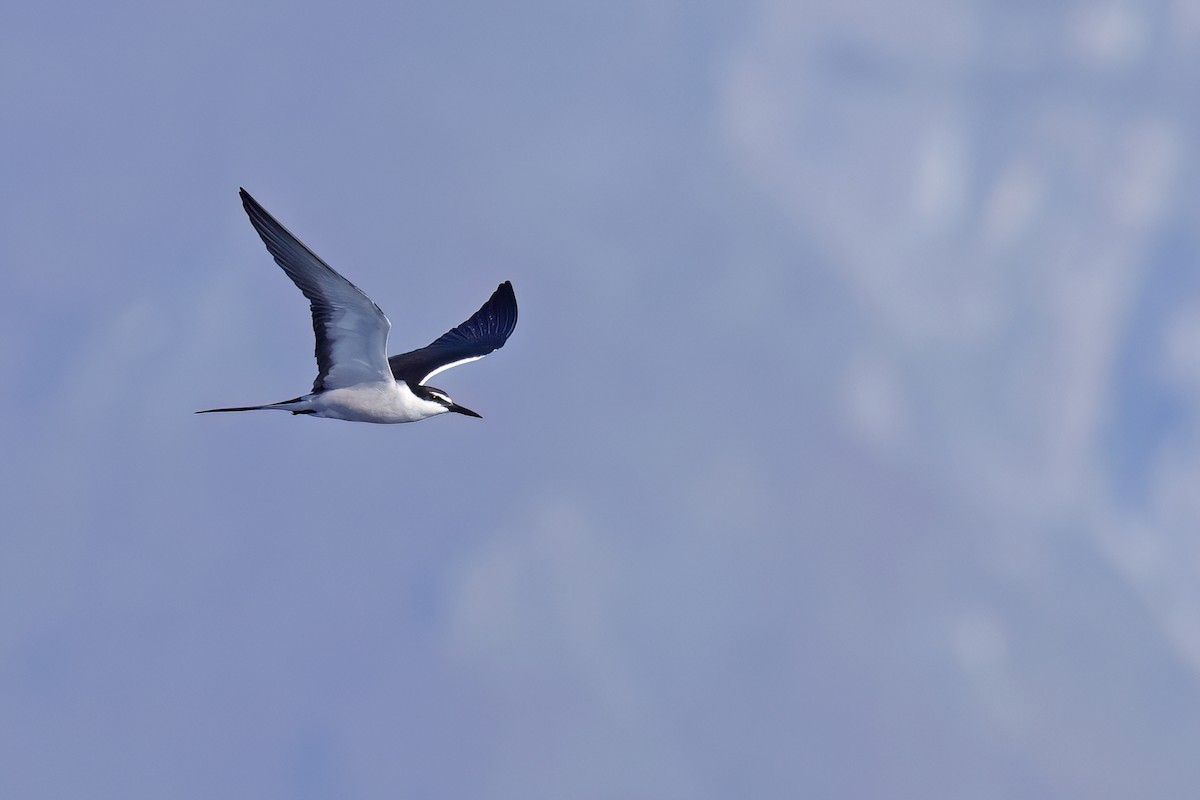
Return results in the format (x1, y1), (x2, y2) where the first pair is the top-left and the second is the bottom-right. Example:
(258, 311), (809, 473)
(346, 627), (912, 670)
(5, 0), (1200, 797)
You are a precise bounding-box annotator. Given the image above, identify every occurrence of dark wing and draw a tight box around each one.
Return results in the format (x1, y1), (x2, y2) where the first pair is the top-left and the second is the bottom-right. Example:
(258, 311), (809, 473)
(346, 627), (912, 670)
(388, 281), (518, 386)
(240, 189), (393, 393)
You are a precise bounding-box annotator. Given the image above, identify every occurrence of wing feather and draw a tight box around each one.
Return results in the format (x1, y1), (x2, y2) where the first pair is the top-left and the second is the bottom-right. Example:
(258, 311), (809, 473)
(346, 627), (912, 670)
(240, 189), (393, 392)
(388, 281), (517, 386)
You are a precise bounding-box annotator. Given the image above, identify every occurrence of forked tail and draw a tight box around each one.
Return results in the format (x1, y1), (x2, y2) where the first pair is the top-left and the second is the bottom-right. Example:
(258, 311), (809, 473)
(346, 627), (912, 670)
(195, 404), (274, 414)
(195, 397), (309, 415)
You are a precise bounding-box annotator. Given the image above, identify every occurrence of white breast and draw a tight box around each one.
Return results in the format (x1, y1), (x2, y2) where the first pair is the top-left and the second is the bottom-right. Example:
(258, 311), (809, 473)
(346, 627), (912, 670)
(308, 381), (447, 424)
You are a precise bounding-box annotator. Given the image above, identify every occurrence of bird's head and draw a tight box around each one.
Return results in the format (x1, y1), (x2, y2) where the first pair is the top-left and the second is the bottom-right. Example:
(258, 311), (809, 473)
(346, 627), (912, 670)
(414, 385), (482, 418)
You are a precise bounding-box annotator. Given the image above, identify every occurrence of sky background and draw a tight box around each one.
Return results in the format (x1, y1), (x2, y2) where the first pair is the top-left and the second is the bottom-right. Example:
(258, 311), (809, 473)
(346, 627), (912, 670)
(5, 0), (1200, 797)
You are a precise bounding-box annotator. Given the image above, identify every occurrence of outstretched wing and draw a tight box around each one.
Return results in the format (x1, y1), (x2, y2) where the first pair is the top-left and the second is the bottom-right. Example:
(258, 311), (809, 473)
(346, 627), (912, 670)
(240, 189), (393, 392)
(388, 281), (517, 386)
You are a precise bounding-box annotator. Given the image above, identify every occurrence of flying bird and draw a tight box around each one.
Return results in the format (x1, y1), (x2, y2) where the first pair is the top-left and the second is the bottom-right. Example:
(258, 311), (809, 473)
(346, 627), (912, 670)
(198, 189), (517, 423)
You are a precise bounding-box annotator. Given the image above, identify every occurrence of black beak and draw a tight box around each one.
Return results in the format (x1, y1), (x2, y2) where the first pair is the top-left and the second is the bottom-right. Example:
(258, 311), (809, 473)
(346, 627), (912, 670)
(448, 402), (482, 418)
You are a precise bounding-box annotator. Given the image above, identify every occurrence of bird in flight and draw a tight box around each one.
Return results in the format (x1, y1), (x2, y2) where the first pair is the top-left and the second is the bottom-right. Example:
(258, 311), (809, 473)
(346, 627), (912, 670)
(198, 189), (517, 423)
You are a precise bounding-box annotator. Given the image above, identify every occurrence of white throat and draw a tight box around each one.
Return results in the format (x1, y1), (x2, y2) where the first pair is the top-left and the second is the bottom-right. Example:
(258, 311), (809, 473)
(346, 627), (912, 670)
(294, 380), (450, 424)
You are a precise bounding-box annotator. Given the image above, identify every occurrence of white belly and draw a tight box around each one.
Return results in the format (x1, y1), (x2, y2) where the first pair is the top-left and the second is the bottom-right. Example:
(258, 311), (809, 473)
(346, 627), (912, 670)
(307, 381), (445, 424)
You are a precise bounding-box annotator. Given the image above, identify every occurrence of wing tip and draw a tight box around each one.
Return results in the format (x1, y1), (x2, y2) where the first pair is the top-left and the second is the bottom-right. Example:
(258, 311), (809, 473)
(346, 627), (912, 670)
(494, 280), (517, 323)
(498, 280), (517, 332)
(240, 187), (262, 215)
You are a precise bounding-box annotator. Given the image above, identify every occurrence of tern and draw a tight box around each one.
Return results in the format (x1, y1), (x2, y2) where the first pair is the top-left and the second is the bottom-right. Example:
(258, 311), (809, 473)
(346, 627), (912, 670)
(198, 189), (517, 423)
